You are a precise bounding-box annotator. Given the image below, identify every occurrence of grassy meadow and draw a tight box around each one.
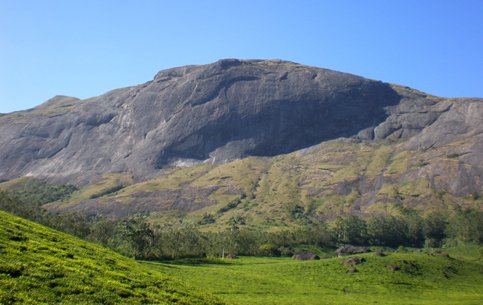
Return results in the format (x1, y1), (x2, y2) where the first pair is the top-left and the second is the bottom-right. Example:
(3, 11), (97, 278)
(146, 252), (483, 305)
(0, 196), (482, 304)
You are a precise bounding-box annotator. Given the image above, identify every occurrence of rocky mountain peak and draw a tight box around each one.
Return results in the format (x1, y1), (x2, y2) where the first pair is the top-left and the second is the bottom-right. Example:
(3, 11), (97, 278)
(0, 59), (481, 187)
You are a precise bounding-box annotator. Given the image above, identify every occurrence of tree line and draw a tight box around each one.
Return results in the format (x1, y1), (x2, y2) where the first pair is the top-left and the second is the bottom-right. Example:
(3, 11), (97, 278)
(0, 190), (481, 260)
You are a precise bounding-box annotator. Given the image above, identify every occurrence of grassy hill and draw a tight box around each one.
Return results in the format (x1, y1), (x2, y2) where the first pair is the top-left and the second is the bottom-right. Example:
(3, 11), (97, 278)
(147, 253), (483, 305)
(42, 138), (481, 231)
(1, 207), (481, 305)
(0, 210), (223, 304)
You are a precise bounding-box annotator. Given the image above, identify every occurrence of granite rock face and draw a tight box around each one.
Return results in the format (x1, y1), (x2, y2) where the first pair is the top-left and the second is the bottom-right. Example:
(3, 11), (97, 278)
(0, 59), (481, 186)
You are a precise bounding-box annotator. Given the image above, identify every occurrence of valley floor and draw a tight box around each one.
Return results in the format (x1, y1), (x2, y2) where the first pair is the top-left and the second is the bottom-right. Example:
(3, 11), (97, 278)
(144, 253), (483, 305)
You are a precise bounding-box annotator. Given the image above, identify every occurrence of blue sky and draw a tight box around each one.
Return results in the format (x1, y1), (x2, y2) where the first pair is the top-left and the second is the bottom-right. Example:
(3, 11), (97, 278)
(1, 0), (482, 113)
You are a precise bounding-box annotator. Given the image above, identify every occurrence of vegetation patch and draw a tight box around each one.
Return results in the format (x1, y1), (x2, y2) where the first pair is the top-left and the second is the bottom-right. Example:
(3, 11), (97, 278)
(0, 177), (77, 205)
(89, 184), (126, 199)
(218, 197), (243, 214)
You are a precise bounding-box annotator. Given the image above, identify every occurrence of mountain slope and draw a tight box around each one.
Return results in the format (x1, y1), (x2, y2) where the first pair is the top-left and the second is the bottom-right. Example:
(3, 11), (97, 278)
(0, 210), (223, 304)
(45, 136), (482, 229)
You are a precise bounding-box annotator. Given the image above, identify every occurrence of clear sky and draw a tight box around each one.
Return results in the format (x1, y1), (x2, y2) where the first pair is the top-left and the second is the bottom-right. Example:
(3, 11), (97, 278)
(1, 0), (482, 113)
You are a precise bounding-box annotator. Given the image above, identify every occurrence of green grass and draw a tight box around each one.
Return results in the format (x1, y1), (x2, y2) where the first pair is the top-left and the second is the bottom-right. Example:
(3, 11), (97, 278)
(446, 244), (483, 261)
(44, 173), (134, 210)
(0, 210), (223, 304)
(0, 177), (77, 205)
(67, 173), (134, 201)
(390, 84), (442, 101)
(147, 254), (483, 305)
(0, 96), (82, 125)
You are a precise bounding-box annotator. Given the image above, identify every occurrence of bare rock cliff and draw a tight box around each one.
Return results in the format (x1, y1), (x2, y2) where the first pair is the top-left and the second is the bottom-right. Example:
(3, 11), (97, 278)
(0, 59), (481, 187)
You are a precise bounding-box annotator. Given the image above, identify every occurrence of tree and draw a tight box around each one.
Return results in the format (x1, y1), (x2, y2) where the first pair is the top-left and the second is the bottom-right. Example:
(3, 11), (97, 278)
(87, 218), (121, 247)
(334, 215), (368, 245)
(397, 207), (424, 247)
(121, 217), (155, 259)
(423, 212), (447, 247)
(367, 216), (410, 247)
(445, 208), (483, 244)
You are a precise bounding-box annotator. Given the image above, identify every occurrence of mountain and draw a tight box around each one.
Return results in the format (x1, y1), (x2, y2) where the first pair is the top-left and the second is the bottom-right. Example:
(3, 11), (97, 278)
(0, 59), (481, 226)
(0, 210), (222, 304)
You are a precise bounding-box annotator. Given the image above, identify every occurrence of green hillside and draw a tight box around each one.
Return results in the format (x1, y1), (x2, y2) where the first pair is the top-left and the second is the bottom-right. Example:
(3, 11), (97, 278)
(0, 210), (223, 304)
(148, 254), (483, 305)
(44, 138), (482, 231)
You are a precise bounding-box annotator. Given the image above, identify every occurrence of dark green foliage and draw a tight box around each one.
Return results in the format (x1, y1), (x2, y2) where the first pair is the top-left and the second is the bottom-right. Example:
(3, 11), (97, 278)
(218, 198), (242, 214)
(472, 192), (480, 200)
(0, 190), (44, 222)
(397, 206), (425, 247)
(153, 222), (207, 259)
(198, 213), (215, 225)
(51, 212), (92, 238)
(423, 212), (448, 247)
(332, 210), (480, 250)
(120, 217), (156, 259)
(446, 207), (483, 243)
(89, 184), (125, 199)
(5, 178), (77, 205)
(86, 218), (121, 246)
(367, 216), (411, 247)
(228, 215), (246, 228)
(446, 153), (462, 159)
(334, 215), (368, 245)
(258, 243), (280, 256)
(0, 191), (92, 239)
(290, 204), (305, 220)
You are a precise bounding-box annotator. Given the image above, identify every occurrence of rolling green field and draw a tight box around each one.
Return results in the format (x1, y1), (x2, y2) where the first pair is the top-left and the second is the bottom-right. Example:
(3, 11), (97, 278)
(146, 253), (483, 305)
(0, 210), (222, 304)
(1, 206), (482, 305)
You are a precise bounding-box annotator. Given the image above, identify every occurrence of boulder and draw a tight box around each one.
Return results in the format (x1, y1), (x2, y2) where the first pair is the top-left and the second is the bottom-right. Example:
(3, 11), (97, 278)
(336, 246), (370, 257)
(292, 251), (320, 260)
(373, 251), (387, 257)
(342, 256), (366, 266)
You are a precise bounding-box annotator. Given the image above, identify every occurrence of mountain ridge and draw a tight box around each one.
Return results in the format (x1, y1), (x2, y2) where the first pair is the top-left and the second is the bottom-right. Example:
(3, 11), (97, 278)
(2, 59), (478, 184)
(0, 59), (481, 224)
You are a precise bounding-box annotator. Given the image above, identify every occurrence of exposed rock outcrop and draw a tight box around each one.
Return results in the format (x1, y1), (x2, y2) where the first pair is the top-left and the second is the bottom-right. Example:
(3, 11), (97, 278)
(0, 59), (402, 184)
(336, 246), (370, 257)
(292, 251), (320, 260)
